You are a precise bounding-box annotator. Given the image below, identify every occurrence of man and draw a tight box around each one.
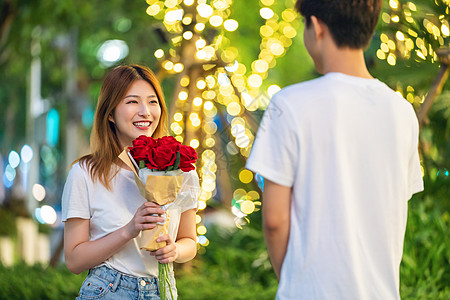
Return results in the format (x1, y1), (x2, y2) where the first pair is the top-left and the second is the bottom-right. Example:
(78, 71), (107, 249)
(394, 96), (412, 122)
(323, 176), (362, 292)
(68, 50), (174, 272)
(245, 0), (424, 299)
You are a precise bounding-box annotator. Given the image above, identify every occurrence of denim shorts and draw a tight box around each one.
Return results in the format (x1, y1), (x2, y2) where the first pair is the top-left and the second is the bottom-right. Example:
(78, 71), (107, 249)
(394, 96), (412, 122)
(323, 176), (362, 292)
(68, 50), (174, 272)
(76, 265), (177, 300)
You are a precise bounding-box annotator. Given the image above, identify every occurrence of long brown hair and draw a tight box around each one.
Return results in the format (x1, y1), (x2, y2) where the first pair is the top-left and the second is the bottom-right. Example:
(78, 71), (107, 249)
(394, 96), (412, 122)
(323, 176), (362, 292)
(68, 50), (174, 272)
(75, 65), (169, 189)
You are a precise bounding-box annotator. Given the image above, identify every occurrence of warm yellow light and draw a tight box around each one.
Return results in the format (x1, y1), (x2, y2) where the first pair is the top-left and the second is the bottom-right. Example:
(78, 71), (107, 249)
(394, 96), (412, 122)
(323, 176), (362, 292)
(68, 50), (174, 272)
(173, 63), (184, 72)
(382, 13), (390, 24)
(395, 31), (405, 41)
(198, 200), (207, 210)
(376, 49), (386, 60)
(196, 214), (202, 224)
(260, 25), (274, 37)
(260, 7), (274, 19)
(281, 9), (296, 22)
(203, 122), (217, 134)
(442, 24), (450, 37)
(205, 90), (216, 99)
(173, 126), (183, 135)
(389, 0), (398, 9)
(184, 0), (194, 5)
(197, 225), (207, 235)
(224, 19), (239, 32)
(227, 102), (241, 116)
(236, 134), (250, 148)
(175, 136), (183, 143)
(206, 75), (216, 88)
(204, 101), (214, 111)
(183, 31), (193, 40)
(205, 137), (215, 147)
(165, 0), (177, 8)
(182, 15), (192, 25)
(240, 200), (255, 215)
(253, 59), (269, 73)
(193, 97), (203, 106)
(146, 4), (160, 16)
(416, 49), (426, 60)
(247, 190), (260, 200)
(174, 112), (183, 122)
(189, 113), (199, 121)
(387, 53), (396, 65)
(195, 23), (205, 32)
(239, 169), (253, 184)
(270, 42), (284, 56)
(197, 80), (206, 90)
(154, 49), (164, 58)
(391, 15), (400, 23)
(267, 84), (281, 97)
(408, 2), (416, 11)
(170, 122), (178, 132)
(180, 76), (190, 87)
(196, 38), (206, 49)
(197, 3), (213, 18)
(209, 15), (223, 27)
(380, 43), (389, 53)
(203, 46), (215, 58)
(163, 60), (174, 70)
(380, 33), (389, 43)
(190, 139), (200, 149)
(192, 119), (201, 127)
(213, 0), (228, 10)
(387, 40), (396, 50)
(179, 91), (188, 100)
(231, 123), (245, 137)
(283, 25), (297, 39)
(261, 0), (274, 5)
(248, 74), (263, 88)
(196, 50), (207, 60)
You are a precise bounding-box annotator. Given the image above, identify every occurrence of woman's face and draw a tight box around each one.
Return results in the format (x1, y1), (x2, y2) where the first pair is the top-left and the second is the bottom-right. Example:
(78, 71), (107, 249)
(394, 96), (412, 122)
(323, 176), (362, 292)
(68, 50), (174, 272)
(109, 80), (161, 148)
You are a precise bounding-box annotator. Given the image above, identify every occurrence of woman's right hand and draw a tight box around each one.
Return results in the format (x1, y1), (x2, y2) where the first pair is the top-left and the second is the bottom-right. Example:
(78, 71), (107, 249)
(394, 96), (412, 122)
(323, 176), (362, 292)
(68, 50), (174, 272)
(125, 202), (166, 239)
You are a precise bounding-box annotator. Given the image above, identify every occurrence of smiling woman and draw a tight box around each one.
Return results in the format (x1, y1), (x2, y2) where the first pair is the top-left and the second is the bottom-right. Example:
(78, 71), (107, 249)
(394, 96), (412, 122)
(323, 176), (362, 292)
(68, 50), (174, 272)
(108, 80), (162, 148)
(60, 65), (199, 299)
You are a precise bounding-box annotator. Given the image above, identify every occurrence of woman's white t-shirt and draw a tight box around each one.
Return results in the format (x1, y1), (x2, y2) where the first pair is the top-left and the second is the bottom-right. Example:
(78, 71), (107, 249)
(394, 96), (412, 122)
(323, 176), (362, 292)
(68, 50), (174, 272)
(61, 162), (199, 277)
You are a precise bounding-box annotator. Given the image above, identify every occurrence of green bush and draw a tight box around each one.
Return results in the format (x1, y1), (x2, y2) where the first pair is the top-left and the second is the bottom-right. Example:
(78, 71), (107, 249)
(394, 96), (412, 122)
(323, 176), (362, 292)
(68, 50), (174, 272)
(0, 263), (86, 300)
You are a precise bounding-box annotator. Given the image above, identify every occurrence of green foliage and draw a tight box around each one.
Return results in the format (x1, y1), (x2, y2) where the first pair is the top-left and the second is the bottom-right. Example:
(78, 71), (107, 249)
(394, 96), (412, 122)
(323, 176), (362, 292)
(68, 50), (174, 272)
(400, 179), (450, 299)
(0, 264), (86, 300)
(0, 208), (17, 237)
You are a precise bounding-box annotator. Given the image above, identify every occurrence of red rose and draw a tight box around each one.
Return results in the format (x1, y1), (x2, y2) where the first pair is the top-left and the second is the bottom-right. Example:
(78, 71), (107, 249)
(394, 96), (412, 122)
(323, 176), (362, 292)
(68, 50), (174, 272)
(129, 135), (157, 162)
(179, 145), (197, 172)
(146, 145), (177, 170)
(157, 136), (181, 153)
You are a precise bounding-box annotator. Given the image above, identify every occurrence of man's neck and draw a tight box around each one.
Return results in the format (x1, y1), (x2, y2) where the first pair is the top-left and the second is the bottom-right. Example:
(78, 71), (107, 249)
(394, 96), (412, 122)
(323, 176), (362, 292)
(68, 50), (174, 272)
(321, 45), (373, 79)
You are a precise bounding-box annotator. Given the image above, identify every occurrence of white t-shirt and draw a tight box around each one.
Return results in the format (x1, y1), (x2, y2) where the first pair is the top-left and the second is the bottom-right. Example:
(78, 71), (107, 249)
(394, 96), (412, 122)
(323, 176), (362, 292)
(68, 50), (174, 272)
(246, 72), (424, 300)
(61, 162), (200, 277)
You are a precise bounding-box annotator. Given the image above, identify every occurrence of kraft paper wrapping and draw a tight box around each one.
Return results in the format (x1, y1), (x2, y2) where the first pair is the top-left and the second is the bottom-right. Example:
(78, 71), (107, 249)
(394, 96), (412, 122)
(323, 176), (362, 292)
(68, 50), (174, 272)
(119, 148), (185, 251)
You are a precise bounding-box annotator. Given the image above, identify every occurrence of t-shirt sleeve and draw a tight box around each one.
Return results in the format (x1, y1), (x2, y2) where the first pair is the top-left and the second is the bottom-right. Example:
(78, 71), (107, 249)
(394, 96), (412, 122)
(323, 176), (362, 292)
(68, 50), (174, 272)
(408, 118), (424, 199)
(177, 170), (200, 212)
(61, 163), (91, 222)
(246, 95), (298, 187)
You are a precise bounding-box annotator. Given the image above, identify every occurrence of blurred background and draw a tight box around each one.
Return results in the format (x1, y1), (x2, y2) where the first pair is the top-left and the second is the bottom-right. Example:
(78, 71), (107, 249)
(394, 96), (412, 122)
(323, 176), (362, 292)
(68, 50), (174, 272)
(0, 0), (448, 299)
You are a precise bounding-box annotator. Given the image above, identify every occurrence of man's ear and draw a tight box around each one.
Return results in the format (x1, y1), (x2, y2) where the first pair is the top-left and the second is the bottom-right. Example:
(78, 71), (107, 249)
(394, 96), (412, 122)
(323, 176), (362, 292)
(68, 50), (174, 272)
(310, 16), (325, 41)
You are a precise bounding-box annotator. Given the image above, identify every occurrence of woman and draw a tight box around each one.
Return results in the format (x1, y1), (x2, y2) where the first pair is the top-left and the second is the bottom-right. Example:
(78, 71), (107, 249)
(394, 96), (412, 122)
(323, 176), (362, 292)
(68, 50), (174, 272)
(62, 65), (199, 299)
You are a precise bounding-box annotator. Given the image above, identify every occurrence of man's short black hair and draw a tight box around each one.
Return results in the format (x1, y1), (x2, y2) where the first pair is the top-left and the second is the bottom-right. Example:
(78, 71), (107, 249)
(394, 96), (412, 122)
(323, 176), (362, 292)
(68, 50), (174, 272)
(296, 0), (383, 49)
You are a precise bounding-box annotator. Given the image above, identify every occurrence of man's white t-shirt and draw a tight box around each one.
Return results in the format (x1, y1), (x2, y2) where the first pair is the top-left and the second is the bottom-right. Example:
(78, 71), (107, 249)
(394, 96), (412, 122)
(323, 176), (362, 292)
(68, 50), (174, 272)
(246, 72), (424, 300)
(61, 163), (199, 277)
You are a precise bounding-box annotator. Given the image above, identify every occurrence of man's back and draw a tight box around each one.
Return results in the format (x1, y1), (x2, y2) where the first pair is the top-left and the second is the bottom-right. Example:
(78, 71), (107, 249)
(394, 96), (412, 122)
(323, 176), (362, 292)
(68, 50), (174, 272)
(247, 72), (423, 299)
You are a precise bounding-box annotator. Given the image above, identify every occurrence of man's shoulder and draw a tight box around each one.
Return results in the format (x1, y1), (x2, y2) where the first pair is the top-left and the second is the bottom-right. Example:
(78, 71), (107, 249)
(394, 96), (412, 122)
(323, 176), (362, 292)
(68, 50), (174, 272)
(278, 76), (328, 99)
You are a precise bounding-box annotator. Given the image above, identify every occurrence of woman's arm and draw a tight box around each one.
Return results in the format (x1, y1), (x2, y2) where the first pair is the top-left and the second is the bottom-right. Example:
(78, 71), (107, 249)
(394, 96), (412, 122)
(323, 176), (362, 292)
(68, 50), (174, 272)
(64, 202), (165, 274)
(151, 209), (197, 264)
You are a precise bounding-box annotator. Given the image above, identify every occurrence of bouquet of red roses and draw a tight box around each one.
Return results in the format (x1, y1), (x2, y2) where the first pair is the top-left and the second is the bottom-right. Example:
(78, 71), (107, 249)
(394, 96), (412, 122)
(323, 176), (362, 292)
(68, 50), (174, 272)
(119, 135), (197, 250)
(119, 135), (197, 300)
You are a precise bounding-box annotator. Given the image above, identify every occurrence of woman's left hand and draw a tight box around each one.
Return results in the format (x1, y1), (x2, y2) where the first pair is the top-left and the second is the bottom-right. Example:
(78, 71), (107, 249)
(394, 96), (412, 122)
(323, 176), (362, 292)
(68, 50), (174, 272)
(150, 234), (178, 264)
